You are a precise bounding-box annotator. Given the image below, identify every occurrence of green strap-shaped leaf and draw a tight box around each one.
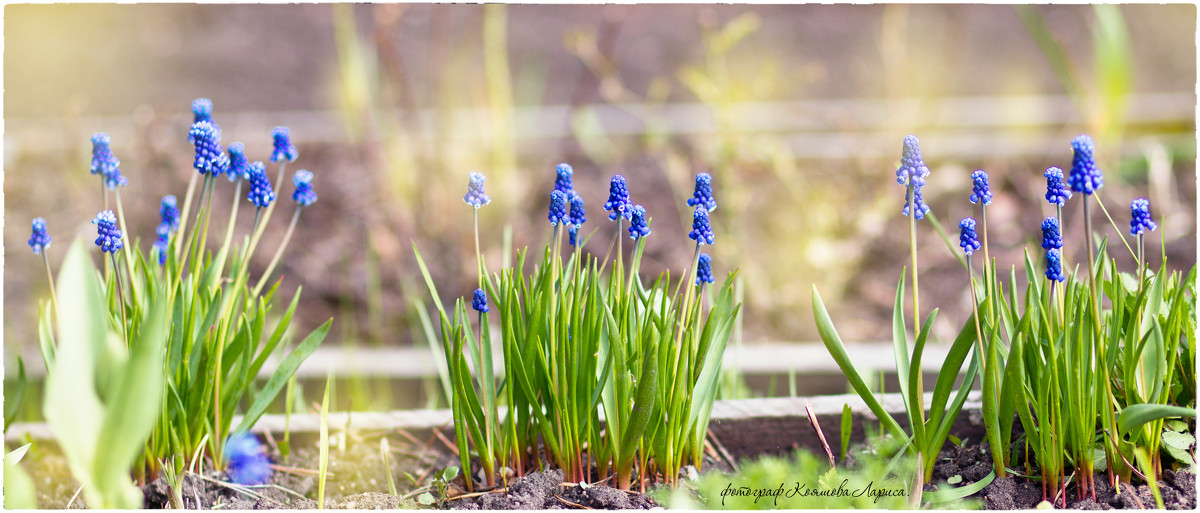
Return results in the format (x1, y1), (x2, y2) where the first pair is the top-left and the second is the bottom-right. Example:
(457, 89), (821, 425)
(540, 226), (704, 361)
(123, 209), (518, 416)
(1118, 404), (1197, 435)
(234, 319), (332, 434)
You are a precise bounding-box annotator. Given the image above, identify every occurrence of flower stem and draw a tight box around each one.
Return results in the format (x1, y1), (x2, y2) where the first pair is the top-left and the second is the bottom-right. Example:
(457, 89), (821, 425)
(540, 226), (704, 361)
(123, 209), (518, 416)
(113, 189), (140, 302)
(175, 172), (201, 260)
(111, 254), (130, 348)
(42, 251), (59, 318)
(474, 208), (484, 288)
(253, 206), (302, 297)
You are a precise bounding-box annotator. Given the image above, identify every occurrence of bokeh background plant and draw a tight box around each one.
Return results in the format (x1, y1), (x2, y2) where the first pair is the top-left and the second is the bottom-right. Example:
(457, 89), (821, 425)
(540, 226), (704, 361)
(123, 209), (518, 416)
(5, 3), (1194, 409)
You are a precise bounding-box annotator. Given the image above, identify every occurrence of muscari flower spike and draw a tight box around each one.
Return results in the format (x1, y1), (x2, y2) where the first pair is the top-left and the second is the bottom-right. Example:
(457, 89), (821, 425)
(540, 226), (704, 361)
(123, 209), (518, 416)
(463, 173), (491, 208)
(28, 218), (51, 255)
(687, 172), (718, 212)
(472, 288), (489, 313)
(271, 127), (299, 163)
(896, 135), (931, 220)
(226, 142), (251, 182)
(568, 225), (581, 247)
(548, 191), (569, 226)
(190, 121), (229, 177)
(554, 163), (575, 197)
(628, 205), (650, 239)
(569, 195), (586, 227)
(1045, 248), (1066, 283)
(958, 218), (981, 256)
(188, 98), (220, 143)
(1041, 217), (1063, 250)
(246, 161), (275, 208)
(689, 205), (715, 245)
(292, 170), (318, 207)
(224, 433), (272, 486)
(152, 224), (171, 266)
(604, 175), (632, 221)
(1068, 135), (1103, 195)
(1129, 198), (1157, 236)
(969, 170), (993, 205)
(92, 210), (123, 253)
(160, 195), (180, 231)
(90, 133), (128, 190)
(1044, 167), (1072, 206)
(696, 253), (715, 285)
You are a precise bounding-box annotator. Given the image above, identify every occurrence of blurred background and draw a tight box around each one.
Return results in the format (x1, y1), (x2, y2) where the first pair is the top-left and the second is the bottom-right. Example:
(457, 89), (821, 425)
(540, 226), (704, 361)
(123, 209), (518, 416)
(5, 4), (1195, 408)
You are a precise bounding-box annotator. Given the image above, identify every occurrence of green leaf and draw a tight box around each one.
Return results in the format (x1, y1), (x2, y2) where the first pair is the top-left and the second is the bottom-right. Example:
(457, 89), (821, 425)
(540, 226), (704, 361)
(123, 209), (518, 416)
(417, 493), (435, 506)
(926, 470), (995, 504)
(234, 319), (333, 434)
(4, 358), (26, 427)
(840, 404), (852, 461)
(1118, 404), (1197, 435)
(442, 466), (460, 480)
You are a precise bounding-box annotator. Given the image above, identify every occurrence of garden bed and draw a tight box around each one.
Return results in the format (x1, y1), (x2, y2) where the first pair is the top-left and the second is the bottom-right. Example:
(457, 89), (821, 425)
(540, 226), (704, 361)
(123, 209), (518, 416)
(11, 393), (1195, 509)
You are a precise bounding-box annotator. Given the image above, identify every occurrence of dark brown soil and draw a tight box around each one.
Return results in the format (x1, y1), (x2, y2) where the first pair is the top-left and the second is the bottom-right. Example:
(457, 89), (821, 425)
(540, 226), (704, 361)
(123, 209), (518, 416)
(451, 469), (656, 510)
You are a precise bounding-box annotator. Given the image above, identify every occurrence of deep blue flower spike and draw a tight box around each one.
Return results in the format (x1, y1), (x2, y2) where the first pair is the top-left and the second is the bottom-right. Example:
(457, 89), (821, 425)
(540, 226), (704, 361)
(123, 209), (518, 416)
(160, 195), (180, 231)
(1129, 198), (1157, 236)
(227, 142), (251, 182)
(687, 172), (718, 212)
(29, 218), (51, 255)
(92, 210), (124, 253)
(292, 170), (318, 206)
(969, 170), (993, 205)
(628, 205), (650, 239)
(225, 433), (272, 486)
(958, 218), (981, 255)
(153, 224), (171, 266)
(696, 253), (715, 285)
(271, 127), (299, 163)
(1045, 248), (1066, 283)
(463, 173), (491, 208)
(90, 133), (128, 189)
(246, 162), (275, 208)
(689, 205), (715, 245)
(568, 225), (580, 247)
(548, 191), (569, 226)
(1041, 217), (1063, 250)
(472, 288), (489, 313)
(569, 195), (587, 227)
(1068, 135), (1103, 195)
(189, 98), (220, 142)
(554, 163), (575, 197)
(604, 175), (632, 221)
(896, 135), (931, 220)
(190, 121), (229, 177)
(1044, 167), (1072, 206)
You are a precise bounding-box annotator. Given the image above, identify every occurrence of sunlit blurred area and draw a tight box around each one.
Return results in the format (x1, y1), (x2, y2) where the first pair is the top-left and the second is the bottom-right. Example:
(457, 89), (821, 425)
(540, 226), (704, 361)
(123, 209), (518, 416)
(6, 4), (1195, 400)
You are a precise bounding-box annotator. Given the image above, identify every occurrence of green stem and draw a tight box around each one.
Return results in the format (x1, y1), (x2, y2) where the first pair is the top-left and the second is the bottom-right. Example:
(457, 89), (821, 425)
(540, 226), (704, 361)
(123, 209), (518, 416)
(111, 254), (130, 348)
(474, 208), (484, 288)
(114, 189), (140, 302)
(42, 251), (58, 318)
(175, 172), (201, 261)
(253, 206), (302, 297)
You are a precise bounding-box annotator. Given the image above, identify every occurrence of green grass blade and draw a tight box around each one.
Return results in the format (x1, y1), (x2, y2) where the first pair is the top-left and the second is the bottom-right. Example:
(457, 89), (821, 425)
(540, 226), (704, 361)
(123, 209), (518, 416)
(234, 319), (332, 434)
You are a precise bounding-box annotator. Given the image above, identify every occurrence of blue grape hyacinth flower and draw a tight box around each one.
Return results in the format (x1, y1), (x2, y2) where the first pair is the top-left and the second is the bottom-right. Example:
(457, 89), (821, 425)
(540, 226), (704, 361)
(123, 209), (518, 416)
(463, 173), (491, 208)
(1041, 217), (1063, 250)
(569, 195), (586, 227)
(90, 133), (128, 190)
(627, 205), (650, 239)
(1068, 135), (1103, 195)
(568, 225), (581, 247)
(92, 210), (123, 253)
(189, 98), (220, 142)
(28, 218), (51, 254)
(246, 162), (276, 208)
(226, 142), (252, 182)
(696, 253), (715, 285)
(472, 288), (489, 313)
(687, 172), (718, 212)
(969, 170), (993, 205)
(958, 218), (981, 256)
(689, 205), (715, 245)
(1045, 248), (1066, 283)
(292, 170), (318, 206)
(1129, 198), (1157, 236)
(225, 433), (272, 486)
(604, 175), (632, 221)
(160, 195), (180, 231)
(1044, 167), (1072, 206)
(548, 191), (569, 226)
(271, 127), (299, 163)
(896, 135), (931, 220)
(190, 121), (229, 177)
(152, 224), (171, 266)
(554, 163), (575, 197)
